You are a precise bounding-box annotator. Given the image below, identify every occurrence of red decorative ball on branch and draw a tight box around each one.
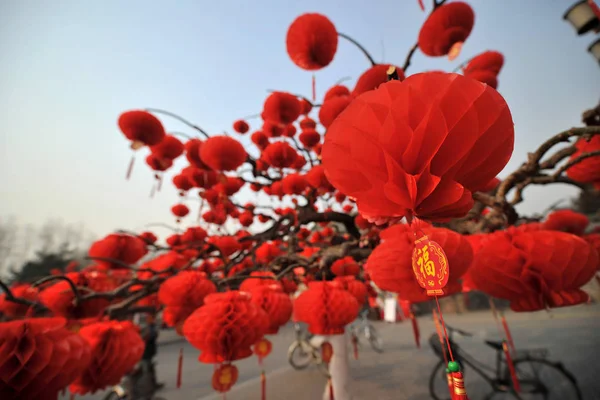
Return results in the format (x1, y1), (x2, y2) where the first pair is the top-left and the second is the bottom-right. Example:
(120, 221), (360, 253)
(183, 291), (269, 363)
(418, 2), (475, 58)
(321, 72), (514, 223)
(200, 136), (247, 171)
(0, 317), (92, 399)
(286, 13), (338, 70)
(70, 320), (144, 395)
(294, 281), (359, 335)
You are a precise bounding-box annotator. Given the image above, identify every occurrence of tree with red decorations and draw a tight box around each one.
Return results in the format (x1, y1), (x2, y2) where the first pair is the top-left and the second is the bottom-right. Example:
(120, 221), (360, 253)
(2, 2), (600, 400)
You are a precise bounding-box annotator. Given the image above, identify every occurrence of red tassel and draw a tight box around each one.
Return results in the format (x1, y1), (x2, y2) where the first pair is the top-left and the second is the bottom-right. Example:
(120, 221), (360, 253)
(352, 334), (359, 360)
(328, 378), (335, 400)
(463, 292), (470, 310)
(418, 0), (425, 11)
(446, 369), (454, 399)
(177, 347), (183, 389)
(312, 74), (316, 102)
(501, 315), (516, 353)
(126, 154), (135, 180)
(451, 371), (469, 399)
(503, 341), (520, 393)
(261, 370), (266, 400)
(410, 313), (420, 349)
(70, 393), (75, 400)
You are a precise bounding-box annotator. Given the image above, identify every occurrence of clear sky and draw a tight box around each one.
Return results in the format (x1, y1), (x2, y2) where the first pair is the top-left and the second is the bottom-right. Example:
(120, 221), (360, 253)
(1, 0), (599, 241)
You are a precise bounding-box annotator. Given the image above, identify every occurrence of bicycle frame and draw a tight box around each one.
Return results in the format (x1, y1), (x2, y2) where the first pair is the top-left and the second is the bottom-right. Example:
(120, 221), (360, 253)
(449, 342), (510, 389)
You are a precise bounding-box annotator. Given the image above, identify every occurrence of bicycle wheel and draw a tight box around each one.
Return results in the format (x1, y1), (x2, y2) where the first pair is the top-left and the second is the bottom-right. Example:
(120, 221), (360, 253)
(429, 360), (453, 400)
(288, 341), (312, 370)
(496, 358), (583, 400)
(365, 325), (383, 353)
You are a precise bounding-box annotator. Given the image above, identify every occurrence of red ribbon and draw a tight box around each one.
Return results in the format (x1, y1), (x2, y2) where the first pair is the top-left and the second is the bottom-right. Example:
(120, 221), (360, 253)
(261, 370), (266, 400)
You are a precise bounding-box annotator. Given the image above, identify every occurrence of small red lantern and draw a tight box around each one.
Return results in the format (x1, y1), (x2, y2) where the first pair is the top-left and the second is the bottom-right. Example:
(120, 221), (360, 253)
(254, 337), (273, 362)
(321, 342), (333, 364)
(212, 364), (239, 393)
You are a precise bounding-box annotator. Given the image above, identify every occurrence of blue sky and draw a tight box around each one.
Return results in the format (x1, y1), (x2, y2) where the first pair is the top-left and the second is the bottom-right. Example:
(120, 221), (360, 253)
(1, 0), (599, 241)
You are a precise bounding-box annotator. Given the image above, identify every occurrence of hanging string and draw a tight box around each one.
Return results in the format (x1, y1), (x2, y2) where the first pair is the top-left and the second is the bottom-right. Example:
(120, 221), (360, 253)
(503, 341), (521, 393)
(312, 74), (316, 102)
(328, 377), (335, 400)
(126, 155), (135, 180)
(176, 347), (183, 389)
(432, 310), (448, 365)
(434, 296), (454, 362)
(488, 298), (505, 339)
(157, 174), (163, 191)
(501, 315), (516, 353)
(261, 370), (266, 400)
(352, 334), (359, 360)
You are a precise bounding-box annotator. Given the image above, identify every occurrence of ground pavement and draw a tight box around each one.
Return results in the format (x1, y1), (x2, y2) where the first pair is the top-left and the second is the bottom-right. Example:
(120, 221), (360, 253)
(65, 303), (600, 400)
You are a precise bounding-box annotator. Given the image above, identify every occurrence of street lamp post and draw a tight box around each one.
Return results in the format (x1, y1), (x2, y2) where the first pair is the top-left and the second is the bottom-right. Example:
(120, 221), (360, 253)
(588, 38), (600, 65)
(564, 1), (600, 66)
(563, 0), (600, 35)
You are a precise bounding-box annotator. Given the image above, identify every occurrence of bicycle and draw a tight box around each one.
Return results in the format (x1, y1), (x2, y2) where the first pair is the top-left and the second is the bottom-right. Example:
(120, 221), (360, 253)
(349, 309), (383, 353)
(429, 325), (583, 399)
(287, 322), (329, 375)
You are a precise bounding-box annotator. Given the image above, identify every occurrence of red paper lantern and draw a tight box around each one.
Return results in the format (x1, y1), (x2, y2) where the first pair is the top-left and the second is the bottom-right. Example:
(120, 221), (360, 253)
(331, 256), (360, 276)
(543, 209), (589, 236)
(566, 135), (600, 185)
(318, 95), (352, 129)
(366, 224), (472, 302)
(353, 64), (405, 96)
(324, 85), (351, 101)
(418, 2), (475, 58)
(240, 271), (282, 292)
(250, 285), (293, 334)
(212, 364), (239, 393)
(321, 72), (514, 223)
(335, 276), (368, 305)
(464, 51), (504, 75)
(118, 110), (165, 147)
(286, 13), (338, 70)
(88, 233), (148, 270)
(158, 270), (217, 329)
(0, 317), (92, 400)
(263, 92), (302, 125)
(321, 342), (333, 363)
(183, 291), (269, 363)
(294, 281), (359, 335)
(468, 230), (598, 311)
(69, 320), (144, 395)
(39, 271), (117, 319)
(150, 134), (184, 161)
(262, 141), (299, 168)
(463, 51), (504, 88)
(0, 284), (38, 318)
(233, 120), (250, 134)
(200, 136), (247, 171)
(253, 337), (273, 361)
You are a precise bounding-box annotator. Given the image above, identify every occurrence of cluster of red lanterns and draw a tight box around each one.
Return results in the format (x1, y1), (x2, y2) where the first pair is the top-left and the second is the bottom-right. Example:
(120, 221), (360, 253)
(3, 2), (600, 400)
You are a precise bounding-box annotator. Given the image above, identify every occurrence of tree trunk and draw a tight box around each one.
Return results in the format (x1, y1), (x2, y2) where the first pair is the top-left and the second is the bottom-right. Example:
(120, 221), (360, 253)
(322, 333), (352, 400)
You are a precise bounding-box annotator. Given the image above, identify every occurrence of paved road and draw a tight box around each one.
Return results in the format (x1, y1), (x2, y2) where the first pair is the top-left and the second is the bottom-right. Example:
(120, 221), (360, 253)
(64, 303), (600, 400)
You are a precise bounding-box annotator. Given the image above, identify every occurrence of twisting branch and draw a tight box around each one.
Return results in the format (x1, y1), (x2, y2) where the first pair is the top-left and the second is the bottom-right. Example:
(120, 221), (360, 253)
(337, 32), (377, 66)
(553, 150), (600, 178)
(145, 108), (210, 139)
(0, 280), (49, 313)
(31, 275), (82, 305)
